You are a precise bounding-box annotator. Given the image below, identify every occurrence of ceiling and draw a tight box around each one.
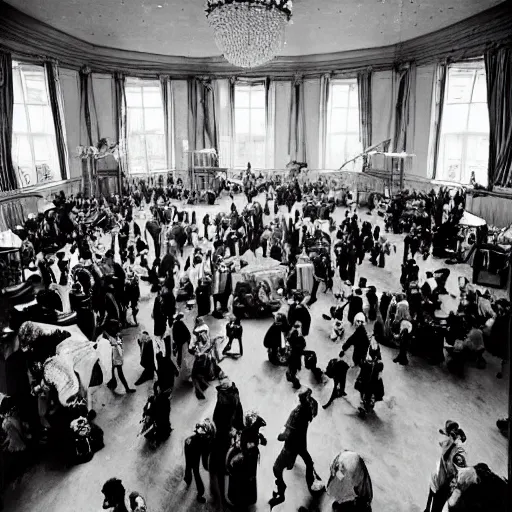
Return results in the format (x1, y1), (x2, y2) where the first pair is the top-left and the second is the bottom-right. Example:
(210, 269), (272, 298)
(5, 0), (505, 58)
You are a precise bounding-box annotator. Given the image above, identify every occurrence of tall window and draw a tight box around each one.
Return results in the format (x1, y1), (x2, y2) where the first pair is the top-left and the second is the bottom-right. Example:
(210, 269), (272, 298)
(437, 63), (489, 186)
(12, 62), (60, 188)
(234, 84), (266, 169)
(326, 79), (361, 170)
(126, 79), (167, 173)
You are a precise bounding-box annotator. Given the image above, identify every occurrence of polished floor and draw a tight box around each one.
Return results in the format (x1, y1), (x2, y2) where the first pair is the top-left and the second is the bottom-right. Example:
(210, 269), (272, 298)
(3, 194), (508, 512)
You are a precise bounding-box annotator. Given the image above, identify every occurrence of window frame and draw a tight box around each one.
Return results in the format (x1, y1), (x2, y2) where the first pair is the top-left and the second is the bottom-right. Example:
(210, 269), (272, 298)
(325, 78), (361, 170)
(233, 83), (266, 170)
(11, 62), (61, 188)
(436, 62), (489, 186)
(125, 78), (167, 174)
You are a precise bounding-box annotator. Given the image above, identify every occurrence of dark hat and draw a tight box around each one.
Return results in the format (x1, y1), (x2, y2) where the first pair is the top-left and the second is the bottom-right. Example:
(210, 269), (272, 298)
(174, 312), (184, 321)
(358, 277), (367, 288)
(439, 420), (460, 437)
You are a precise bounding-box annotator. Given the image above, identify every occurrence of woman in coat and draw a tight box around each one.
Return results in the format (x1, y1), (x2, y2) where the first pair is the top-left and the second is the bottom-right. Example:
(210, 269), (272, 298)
(226, 412), (267, 507)
(354, 339), (384, 418)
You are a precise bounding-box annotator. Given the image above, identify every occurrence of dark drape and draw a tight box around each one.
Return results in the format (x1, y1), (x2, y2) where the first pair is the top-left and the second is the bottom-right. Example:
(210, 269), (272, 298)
(358, 70), (372, 171)
(114, 73), (128, 179)
(79, 66), (100, 147)
(485, 47), (512, 189)
(159, 75), (173, 170)
(0, 51), (18, 191)
(427, 62), (447, 179)
(188, 78), (218, 152)
(393, 65), (414, 153)
(288, 77), (307, 162)
(357, 70), (372, 151)
(44, 61), (69, 180)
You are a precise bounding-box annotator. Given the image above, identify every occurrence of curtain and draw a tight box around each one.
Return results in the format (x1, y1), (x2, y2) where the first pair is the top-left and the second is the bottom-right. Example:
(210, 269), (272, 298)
(114, 73), (128, 178)
(265, 77), (276, 169)
(45, 60), (69, 180)
(357, 70), (372, 171)
(215, 78), (235, 168)
(393, 64), (415, 153)
(79, 66), (100, 146)
(288, 77), (307, 163)
(426, 61), (447, 179)
(159, 75), (174, 170)
(0, 51), (17, 191)
(485, 47), (512, 189)
(318, 74), (330, 169)
(188, 77), (218, 152)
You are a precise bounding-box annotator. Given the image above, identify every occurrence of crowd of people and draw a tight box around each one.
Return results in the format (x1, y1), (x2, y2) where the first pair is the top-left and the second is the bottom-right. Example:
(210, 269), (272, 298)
(0, 166), (509, 512)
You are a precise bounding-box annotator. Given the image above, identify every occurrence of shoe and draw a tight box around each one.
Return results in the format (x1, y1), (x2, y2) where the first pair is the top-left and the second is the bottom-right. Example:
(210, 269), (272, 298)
(292, 381), (301, 389)
(195, 390), (206, 400)
(196, 495), (206, 504)
(126, 388), (136, 393)
(308, 298), (317, 306)
(135, 375), (152, 386)
(322, 403), (330, 409)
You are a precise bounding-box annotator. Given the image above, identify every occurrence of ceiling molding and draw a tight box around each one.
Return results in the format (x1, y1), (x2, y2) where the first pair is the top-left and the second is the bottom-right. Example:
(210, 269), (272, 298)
(0, 2), (511, 78)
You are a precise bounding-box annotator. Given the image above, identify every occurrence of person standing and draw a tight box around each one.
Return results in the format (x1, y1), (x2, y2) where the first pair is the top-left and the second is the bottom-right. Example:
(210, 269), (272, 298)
(286, 322), (307, 389)
(145, 207), (162, 260)
(105, 321), (136, 395)
(287, 292), (311, 336)
(269, 388), (320, 509)
(424, 421), (467, 512)
(223, 316), (243, 357)
(340, 313), (370, 367)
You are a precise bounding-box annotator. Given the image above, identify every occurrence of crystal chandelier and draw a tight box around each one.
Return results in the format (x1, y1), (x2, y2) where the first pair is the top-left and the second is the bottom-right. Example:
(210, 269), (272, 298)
(205, 0), (293, 69)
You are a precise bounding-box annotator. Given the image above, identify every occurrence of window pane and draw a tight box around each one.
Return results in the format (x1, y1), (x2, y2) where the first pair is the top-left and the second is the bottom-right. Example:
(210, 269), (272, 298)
(13, 104), (28, 132)
(250, 88), (265, 108)
(442, 104), (469, 133)
(249, 137), (265, 168)
(326, 134), (346, 168)
(146, 134), (166, 170)
(348, 84), (359, 108)
(472, 71), (487, 103)
(250, 108), (265, 136)
(468, 103), (489, 133)
(12, 134), (32, 168)
(330, 108), (348, 134)
(346, 135), (362, 158)
(438, 134), (463, 182)
(28, 105), (55, 134)
(235, 89), (250, 108)
(331, 85), (349, 108)
(235, 109), (250, 134)
(23, 70), (48, 105)
(144, 108), (164, 132)
(126, 87), (142, 107)
(127, 108), (144, 133)
(128, 134), (147, 173)
(446, 69), (474, 104)
(347, 108), (359, 132)
(143, 86), (162, 108)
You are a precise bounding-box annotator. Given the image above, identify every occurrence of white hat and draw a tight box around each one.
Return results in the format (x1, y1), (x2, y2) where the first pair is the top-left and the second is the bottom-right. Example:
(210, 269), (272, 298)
(354, 312), (366, 324)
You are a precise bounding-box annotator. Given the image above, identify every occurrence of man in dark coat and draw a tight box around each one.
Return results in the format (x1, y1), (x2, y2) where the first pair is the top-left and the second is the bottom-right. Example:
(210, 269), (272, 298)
(269, 388), (318, 509)
(287, 293), (311, 336)
(347, 288), (364, 324)
(145, 208), (161, 260)
(340, 313), (370, 367)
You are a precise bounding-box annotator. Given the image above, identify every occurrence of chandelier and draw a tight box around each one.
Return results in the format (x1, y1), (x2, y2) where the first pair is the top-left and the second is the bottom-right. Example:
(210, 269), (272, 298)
(205, 0), (293, 69)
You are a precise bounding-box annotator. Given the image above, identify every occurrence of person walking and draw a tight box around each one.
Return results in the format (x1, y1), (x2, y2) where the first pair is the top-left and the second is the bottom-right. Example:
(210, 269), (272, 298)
(269, 388), (322, 509)
(105, 321), (135, 394)
(223, 316), (243, 357)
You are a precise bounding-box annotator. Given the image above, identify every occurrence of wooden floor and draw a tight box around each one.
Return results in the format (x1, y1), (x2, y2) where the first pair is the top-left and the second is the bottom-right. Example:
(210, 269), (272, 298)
(3, 195), (508, 512)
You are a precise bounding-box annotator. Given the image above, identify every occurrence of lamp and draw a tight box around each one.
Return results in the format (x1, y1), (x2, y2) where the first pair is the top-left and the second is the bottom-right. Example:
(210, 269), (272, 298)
(205, 0), (292, 69)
